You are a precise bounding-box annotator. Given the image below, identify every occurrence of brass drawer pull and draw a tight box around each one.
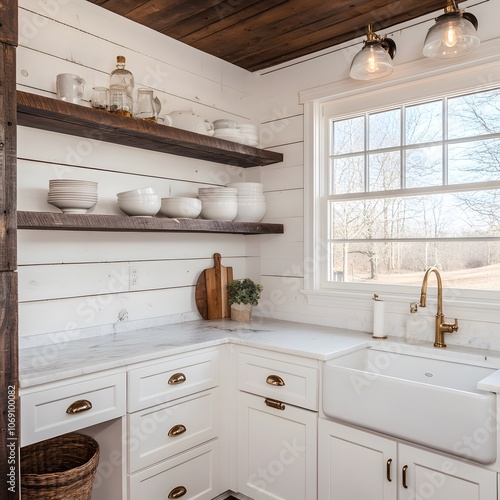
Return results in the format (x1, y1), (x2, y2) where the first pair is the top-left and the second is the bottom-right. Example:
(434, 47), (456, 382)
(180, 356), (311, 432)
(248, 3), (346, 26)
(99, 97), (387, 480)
(168, 486), (187, 498)
(402, 464), (408, 489)
(386, 458), (392, 482)
(168, 372), (186, 385)
(66, 399), (92, 414)
(168, 424), (187, 437)
(266, 374), (285, 386)
(265, 398), (285, 411)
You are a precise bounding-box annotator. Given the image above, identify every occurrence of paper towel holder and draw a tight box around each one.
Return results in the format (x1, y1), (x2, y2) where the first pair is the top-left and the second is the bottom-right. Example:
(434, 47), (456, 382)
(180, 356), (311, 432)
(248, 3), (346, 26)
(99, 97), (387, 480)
(372, 293), (387, 339)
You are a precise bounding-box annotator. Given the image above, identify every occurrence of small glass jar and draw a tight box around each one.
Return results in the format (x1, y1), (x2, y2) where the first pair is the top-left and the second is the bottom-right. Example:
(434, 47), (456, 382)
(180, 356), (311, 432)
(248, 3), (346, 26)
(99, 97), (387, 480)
(91, 86), (109, 111)
(134, 88), (157, 122)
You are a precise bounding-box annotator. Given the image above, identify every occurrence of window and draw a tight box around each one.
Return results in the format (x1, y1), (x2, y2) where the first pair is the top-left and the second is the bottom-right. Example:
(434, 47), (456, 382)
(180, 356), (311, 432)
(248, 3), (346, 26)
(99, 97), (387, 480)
(321, 86), (500, 292)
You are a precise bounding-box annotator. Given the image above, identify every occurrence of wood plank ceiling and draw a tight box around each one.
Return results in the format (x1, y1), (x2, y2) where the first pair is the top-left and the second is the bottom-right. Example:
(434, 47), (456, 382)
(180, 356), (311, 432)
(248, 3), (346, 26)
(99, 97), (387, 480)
(87, 0), (461, 72)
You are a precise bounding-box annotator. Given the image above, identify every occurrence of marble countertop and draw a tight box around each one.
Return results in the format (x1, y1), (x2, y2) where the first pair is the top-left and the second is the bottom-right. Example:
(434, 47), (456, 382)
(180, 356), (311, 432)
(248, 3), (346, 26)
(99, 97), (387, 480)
(19, 317), (500, 390)
(19, 318), (372, 388)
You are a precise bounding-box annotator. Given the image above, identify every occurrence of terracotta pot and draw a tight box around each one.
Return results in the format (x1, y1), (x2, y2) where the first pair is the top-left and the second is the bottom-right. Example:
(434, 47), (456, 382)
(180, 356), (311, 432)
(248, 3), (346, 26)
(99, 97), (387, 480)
(230, 303), (252, 322)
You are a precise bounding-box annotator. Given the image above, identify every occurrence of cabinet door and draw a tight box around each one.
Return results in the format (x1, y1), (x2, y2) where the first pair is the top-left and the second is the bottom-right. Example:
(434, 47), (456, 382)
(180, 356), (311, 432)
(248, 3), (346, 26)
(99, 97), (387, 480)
(237, 391), (317, 500)
(398, 444), (497, 500)
(318, 419), (397, 500)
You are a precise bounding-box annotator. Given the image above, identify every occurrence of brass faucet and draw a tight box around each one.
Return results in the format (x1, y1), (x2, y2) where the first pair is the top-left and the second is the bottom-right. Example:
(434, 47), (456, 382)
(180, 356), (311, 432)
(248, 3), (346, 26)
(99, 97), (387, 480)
(419, 266), (459, 348)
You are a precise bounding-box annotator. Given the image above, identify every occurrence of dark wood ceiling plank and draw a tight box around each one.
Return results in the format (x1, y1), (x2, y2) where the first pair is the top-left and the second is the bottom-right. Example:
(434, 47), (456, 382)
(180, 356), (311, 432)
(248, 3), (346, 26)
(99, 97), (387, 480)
(86, 0), (151, 17)
(216, 0), (450, 69)
(86, 0), (471, 71)
(190, 0), (444, 62)
(165, 0), (288, 41)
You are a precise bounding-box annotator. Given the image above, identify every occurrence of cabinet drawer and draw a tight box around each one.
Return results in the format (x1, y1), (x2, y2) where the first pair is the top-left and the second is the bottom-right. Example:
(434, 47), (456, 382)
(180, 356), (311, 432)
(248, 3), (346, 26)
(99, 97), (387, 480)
(128, 388), (219, 472)
(128, 349), (220, 412)
(128, 440), (220, 500)
(21, 371), (126, 446)
(238, 351), (318, 410)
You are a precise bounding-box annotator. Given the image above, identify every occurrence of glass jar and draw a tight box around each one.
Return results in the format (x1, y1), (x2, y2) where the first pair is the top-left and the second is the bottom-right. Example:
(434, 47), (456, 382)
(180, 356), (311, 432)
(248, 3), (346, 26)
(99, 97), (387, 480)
(109, 55), (134, 117)
(134, 88), (157, 122)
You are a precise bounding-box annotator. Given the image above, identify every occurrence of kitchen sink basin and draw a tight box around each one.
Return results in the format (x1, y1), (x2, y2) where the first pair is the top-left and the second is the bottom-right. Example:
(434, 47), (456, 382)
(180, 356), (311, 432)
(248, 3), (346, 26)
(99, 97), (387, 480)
(323, 346), (498, 464)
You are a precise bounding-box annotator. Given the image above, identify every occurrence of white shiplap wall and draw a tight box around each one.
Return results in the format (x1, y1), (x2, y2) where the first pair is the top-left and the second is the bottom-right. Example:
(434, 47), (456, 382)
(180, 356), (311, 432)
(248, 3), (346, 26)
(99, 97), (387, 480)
(255, 0), (500, 349)
(19, 0), (500, 350)
(16, 0), (265, 345)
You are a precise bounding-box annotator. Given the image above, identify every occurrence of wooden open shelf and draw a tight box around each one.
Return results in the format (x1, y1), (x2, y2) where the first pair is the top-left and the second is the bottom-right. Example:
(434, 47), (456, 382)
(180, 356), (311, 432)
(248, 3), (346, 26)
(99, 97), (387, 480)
(17, 211), (284, 235)
(17, 91), (283, 168)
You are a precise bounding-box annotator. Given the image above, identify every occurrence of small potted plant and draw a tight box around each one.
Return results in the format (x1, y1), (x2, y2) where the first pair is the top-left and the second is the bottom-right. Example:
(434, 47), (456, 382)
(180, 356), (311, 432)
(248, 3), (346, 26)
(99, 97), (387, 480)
(227, 278), (263, 322)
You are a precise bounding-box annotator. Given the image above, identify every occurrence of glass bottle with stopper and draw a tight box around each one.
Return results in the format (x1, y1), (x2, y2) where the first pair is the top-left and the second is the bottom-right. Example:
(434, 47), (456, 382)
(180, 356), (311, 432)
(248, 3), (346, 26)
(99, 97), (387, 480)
(110, 55), (134, 117)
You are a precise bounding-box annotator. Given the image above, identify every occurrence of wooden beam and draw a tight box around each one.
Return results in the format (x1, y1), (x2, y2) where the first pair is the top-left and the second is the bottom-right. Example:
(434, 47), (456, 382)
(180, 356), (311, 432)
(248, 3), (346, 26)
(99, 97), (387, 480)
(0, 1), (19, 497)
(0, 272), (19, 499)
(0, 0), (17, 46)
(0, 45), (17, 271)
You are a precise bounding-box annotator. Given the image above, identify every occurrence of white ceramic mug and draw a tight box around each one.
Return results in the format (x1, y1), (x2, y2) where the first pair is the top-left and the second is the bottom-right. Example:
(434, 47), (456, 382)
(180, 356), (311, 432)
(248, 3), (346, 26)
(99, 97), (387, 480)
(56, 73), (86, 103)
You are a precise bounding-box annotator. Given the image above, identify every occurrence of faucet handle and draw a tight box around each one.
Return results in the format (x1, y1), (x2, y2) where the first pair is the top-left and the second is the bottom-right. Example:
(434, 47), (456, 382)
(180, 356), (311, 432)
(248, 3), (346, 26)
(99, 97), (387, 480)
(442, 318), (459, 333)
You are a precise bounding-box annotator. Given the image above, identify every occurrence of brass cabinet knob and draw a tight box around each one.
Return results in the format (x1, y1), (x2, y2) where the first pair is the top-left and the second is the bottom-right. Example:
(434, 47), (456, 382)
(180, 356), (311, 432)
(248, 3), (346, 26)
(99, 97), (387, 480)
(168, 424), (187, 437)
(168, 486), (187, 498)
(168, 372), (186, 385)
(66, 399), (93, 414)
(266, 374), (285, 386)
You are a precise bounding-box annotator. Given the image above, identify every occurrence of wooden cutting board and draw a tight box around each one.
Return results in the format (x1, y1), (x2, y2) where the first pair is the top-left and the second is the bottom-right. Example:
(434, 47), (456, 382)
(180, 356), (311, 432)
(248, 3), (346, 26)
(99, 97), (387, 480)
(195, 253), (233, 320)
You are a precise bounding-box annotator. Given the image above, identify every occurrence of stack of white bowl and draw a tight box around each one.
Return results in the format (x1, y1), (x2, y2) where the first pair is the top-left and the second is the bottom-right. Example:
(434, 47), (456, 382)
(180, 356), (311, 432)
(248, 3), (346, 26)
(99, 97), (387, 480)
(47, 179), (98, 214)
(198, 187), (238, 221)
(116, 187), (161, 217)
(237, 124), (259, 147)
(213, 119), (259, 147)
(213, 119), (239, 143)
(159, 197), (202, 218)
(226, 182), (266, 222)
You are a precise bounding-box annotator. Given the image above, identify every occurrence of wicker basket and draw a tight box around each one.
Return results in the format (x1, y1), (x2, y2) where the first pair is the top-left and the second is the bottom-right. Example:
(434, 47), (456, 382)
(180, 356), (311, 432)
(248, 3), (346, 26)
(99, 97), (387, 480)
(21, 432), (100, 500)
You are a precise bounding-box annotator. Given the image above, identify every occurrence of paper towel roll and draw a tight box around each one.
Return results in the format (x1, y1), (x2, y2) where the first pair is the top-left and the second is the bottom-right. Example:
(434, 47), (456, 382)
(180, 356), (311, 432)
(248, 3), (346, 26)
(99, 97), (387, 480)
(372, 294), (387, 339)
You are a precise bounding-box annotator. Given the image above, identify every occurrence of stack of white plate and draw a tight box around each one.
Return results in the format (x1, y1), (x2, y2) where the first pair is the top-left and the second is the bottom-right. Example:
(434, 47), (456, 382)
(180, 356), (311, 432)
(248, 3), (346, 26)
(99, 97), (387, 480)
(226, 182), (266, 222)
(213, 120), (259, 147)
(237, 124), (259, 147)
(47, 179), (98, 214)
(213, 119), (239, 143)
(198, 187), (238, 221)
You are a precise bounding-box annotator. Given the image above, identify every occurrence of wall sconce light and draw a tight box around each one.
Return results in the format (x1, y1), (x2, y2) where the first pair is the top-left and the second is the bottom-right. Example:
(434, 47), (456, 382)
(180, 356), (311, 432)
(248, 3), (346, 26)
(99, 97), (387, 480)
(423, 0), (479, 58)
(350, 25), (397, 81)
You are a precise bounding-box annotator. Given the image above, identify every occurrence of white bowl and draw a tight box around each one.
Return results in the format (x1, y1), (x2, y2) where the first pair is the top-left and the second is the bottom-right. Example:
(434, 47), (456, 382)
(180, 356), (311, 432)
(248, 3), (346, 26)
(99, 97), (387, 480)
(214, 127), (239, 136)
(234, 203), (266, 222)
(213, 119), (237, 129)
(117, 187), (157, 197)
(117, 193), (160, 202)
(200, 200), (238, 221)
(226, 182), (263, 192)
(160, 197), (202, 218)
(118, 197), (161, 216)
(48, 198), (97, 214)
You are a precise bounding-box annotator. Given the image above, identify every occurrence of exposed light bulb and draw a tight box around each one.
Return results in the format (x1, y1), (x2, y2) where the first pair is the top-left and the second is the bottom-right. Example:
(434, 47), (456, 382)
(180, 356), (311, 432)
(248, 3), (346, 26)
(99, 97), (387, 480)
(445, 23), (457, 47)
(367, 50), (377, 73)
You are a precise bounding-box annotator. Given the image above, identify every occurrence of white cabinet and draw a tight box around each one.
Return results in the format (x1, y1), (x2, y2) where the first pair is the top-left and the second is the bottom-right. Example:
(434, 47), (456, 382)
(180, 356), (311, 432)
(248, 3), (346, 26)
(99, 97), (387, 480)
(127, 347), (221, 500)
(319, 419), (497, 500)
(237, 348), (318, 500)
(21, 370), (126, 446)
(128, 441), (220, 500)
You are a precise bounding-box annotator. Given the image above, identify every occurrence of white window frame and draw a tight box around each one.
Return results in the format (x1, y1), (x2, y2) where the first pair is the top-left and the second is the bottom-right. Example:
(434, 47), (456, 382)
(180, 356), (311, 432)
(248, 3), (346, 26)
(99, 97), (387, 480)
(300, 38), (500, 320)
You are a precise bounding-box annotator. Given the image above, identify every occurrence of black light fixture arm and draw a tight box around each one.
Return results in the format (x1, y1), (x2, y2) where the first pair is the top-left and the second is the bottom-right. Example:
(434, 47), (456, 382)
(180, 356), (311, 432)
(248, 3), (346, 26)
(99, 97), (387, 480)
(364, 24), (397, 60)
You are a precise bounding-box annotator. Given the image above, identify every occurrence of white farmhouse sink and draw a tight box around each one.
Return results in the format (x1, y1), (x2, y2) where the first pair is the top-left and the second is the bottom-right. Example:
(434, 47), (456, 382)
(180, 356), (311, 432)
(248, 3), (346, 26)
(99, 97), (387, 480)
(323, 346), (498, 464)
